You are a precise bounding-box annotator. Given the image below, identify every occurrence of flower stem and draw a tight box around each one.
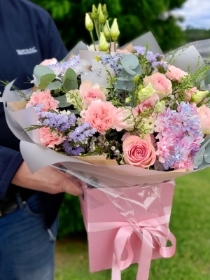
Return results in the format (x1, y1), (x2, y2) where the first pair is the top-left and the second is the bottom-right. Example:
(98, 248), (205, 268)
(90, 31), (96, 51)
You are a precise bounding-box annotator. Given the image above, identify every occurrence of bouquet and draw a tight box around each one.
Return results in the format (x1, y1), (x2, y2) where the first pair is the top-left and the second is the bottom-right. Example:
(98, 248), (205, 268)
(3, 3), (210, 279)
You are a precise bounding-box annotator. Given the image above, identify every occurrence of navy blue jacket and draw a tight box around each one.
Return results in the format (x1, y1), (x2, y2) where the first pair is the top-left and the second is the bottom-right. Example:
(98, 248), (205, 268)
(0, 0), (68, 227)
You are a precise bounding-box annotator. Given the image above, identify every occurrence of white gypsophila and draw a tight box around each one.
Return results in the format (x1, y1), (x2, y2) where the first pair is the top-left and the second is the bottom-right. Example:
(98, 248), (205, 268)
(76, 117), (84, 126)
(60, 110), (71, 115)
(141, 116), (155, 134)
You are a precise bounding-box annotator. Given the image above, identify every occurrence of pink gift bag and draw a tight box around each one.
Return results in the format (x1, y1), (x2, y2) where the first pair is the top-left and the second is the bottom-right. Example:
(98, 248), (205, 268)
(79, 181), (176, 280)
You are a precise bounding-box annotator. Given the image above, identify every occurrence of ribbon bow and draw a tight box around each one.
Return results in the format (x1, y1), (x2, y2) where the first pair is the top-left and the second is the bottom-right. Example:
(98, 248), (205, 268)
(88, 214), (176, 280)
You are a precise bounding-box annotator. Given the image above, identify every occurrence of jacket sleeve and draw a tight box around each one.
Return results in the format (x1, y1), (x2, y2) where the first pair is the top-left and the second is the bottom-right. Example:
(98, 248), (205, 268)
(0, 146), (23, 200)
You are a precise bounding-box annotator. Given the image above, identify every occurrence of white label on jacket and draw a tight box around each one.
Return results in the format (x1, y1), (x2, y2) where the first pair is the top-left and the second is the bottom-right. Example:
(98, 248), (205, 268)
(16, 47), (38, 55)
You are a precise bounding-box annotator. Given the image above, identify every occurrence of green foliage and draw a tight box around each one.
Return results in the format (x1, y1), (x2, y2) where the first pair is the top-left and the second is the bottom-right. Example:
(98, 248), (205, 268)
(205, 70), (210, 85)
(33, 65), (56, 89)
(185, 28), (210, 43)
(62, 68), (78, 91)
(33, 64), (79, 107)
(54, 94), (70, 108)
(117, 54), (142, 91)
(31, 0), (187, 52)
(57, 194), (85, 239)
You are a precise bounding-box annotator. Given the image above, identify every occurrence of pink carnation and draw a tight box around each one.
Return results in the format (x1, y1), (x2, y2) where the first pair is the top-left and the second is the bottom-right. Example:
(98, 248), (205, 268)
(80, 100), (118, 134)
(166, 65), (188, 82)
(79, 80), (106, 107)
(143, 73), (172, 99)
(122, 135), (156, 168)
(40, 127), (66, 148)
(26, 90), (59, 111)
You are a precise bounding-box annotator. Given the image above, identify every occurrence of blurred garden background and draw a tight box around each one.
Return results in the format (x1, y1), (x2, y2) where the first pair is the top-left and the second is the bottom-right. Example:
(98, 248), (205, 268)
(31, 0), (210, 279)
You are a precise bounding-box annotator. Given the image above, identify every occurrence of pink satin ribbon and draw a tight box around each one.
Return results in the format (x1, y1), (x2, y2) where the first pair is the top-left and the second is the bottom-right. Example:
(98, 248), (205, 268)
(88, 215), (176, 280)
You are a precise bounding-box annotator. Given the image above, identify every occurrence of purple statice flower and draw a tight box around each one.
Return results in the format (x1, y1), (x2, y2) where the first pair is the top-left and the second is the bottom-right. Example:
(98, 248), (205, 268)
(146, 51), (158, 63)
(63, 140), (85, 156)
(69, 123), (96, 143)
(133, 47), (166, 70)
(47, 55), (80, 76)
(152, 61), (167, 71)
(99, 53), (123, 75)
(155, 102), (204, 170)
(133, 46), (146, 55)
(40, 111), (76, 132)
(33, 103), (44, 117)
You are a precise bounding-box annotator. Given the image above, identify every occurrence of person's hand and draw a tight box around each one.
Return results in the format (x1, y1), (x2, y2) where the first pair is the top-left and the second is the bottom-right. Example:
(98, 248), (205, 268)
(12, 161), (82, 196)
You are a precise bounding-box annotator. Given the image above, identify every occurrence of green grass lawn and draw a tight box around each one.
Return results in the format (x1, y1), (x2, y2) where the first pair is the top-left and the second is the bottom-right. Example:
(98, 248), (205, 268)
(55, 168), (210, 280)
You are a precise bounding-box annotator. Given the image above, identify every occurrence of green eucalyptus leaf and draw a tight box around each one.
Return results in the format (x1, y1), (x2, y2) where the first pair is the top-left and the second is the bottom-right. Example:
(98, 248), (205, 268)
(46, 81), (62, 90)
(54, 94), (70, 108)
(194, 137), (210, 168)
(204, 70), (210, 85)
(34, 65), (55, 75)
(123, 66), (136, 75)
(194, 147), (205, 167)
(116, 80), (134, 91)
(39, 73), (56, 90)
(204, 142), (210, 163)
(62, 68), (78, 91)
(33, 65), (55, 86)
(201, 84), (210, 91)
(121, 54), (139, 69)
(117, 76), (130, 81)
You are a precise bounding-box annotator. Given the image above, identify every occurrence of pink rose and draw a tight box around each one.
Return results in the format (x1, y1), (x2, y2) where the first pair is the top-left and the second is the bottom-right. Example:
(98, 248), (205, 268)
(166, 65), (188, 82)
(40, 58), (57, 66)
(133, 93), (159, 116)
(40, 127), (66, 148)
(184, 87), (197, 102)
(80, 100), (118, 134)
(122, 135), (156, 168)
(143, 73), (172, 99)
(79, 80), (106, 107)
(197, 105), (210, 134)
(26, 90), (59, 111)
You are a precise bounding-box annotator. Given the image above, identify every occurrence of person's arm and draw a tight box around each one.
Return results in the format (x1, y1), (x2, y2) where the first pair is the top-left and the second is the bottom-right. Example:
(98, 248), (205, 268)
(12, 161), (82, 196)
(0, 145), (82, 200)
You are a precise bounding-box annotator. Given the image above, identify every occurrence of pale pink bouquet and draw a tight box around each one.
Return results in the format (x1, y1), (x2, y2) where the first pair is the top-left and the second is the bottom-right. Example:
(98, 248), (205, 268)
(3, 3), (210, 280)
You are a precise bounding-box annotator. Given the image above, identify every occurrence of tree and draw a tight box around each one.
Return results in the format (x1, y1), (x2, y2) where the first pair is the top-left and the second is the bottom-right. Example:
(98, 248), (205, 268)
(31, 0), (187, 52)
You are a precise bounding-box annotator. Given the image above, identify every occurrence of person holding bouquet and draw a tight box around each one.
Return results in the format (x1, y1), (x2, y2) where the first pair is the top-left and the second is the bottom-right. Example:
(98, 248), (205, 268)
(0, 0), (82, 280)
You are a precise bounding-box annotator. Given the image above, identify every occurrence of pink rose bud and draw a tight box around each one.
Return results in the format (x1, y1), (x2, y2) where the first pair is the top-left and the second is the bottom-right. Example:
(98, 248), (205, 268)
(143, 73), (172, 99)
(166, 65), (188, 82)
(197, 105), (210, 134)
